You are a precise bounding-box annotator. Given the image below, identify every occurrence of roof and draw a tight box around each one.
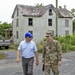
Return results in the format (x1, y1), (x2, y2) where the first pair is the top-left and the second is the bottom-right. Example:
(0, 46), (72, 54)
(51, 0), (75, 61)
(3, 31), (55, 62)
(12, 4), (73, 18)
(4, 28), (13, 31)
(58, 8), (73, 18)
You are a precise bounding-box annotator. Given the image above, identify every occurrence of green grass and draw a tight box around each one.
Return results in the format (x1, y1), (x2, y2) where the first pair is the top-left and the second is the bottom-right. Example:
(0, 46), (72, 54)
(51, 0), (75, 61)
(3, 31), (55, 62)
(0, 53), (6, 60)
(9, 44), (18, 50)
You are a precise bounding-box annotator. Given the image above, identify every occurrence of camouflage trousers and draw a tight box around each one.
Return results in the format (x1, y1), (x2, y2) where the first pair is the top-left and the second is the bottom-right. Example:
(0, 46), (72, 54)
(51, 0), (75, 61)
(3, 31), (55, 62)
(45, 63), (59, 75)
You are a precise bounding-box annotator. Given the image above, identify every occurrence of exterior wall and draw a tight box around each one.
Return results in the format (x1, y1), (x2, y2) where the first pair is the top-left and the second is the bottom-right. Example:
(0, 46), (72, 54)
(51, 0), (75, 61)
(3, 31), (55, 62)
(12, 9), (24, 44)
(12, 8), (73, 44)
(58, 18), (73, 36)
(22, 9), (56, 44)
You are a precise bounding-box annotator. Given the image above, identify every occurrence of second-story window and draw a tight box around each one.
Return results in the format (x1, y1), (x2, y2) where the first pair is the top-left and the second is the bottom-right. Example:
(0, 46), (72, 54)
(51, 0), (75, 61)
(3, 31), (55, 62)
(28, 18), (33, 26)
(16, 19), (19, 27)
(29, 31), (33, 38)
(65, 19), (69, 27)
(48, 19), (52, 26)
(49, 9), (52, 15)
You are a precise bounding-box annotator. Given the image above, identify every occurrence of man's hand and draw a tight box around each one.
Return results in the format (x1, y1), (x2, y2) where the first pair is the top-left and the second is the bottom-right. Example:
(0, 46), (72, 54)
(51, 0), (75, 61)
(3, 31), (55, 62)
(36, 61), (39, 66)
(16, 58), (20, 63)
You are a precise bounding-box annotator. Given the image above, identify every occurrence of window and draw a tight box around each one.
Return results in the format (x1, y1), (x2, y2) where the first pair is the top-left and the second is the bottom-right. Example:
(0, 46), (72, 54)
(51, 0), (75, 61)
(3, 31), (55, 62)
(16, 31), (19, 39)
(17, 7), (19, 16)
(16, 19), (19, 27)
(65, 30), (69, 35)
(51, 30), (54, 36)
(48, 19), (52, 26)
(28, 18), (33, 26)
(49, 9), (52, 15)
(29, 31), (33, 35)
(65, 19), (69, 27)
(48, 30), (54, 36)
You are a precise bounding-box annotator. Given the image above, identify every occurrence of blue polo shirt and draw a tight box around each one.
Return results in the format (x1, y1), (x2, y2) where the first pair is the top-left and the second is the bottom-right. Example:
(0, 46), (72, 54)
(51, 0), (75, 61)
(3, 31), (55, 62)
(18, 40), (38, 58)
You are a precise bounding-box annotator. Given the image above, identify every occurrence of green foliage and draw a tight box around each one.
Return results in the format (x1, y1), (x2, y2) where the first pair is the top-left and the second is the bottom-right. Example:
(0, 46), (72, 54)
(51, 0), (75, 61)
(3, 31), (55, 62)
(37, 44), (43, 53)
(0, 22), (12, 36)
(73, 19), (75, 32)
(70, 35), (75, 45)
(37, 34), (75, 53)
(58, 35), (75, 52)
(35, 3), (44, 7)
(0, 53), (6, 60)
(58, 36), (65, 44)
(9, 44), (18, 50)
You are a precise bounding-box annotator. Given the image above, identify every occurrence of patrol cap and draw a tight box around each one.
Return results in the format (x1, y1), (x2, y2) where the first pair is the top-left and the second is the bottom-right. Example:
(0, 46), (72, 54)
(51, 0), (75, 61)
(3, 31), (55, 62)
(25, 32), (33, 38)
(45, 30), (53, 37)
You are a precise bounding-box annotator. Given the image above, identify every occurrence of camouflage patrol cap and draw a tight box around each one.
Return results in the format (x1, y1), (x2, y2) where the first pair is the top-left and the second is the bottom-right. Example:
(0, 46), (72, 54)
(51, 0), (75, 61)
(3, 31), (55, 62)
(45, 30), (53, 37)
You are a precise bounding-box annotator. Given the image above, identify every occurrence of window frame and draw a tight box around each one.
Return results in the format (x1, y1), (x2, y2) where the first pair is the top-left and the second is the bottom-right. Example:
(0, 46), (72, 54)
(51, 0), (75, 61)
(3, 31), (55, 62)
(49, 9), (52, 15)
(28, 18), (33, 26)
(65, 19), (69, 27)
(16, 31), (19, 39)
(48, 19), (52, 26)
(65, 30), (69, 35)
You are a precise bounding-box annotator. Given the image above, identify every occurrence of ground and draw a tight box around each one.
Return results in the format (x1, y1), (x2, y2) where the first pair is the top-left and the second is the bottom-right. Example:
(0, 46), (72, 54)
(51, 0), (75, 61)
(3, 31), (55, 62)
(0, 50), (75, 75)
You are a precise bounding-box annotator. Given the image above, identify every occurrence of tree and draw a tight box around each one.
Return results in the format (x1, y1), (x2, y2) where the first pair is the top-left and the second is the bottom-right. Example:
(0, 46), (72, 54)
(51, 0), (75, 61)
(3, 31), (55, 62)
(73, 19), (75, 33)
(70, 8), (75, 33)
(0, 22), (12, 36)
(64, 5), (66, 8)
(35, 3), (44, 7)
(71, 8), (75, 17)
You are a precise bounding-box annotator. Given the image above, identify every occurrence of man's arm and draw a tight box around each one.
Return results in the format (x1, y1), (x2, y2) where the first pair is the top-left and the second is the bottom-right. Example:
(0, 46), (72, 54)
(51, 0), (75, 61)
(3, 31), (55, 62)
(35, 51), (39, 66)
(16, 50), (20, 63)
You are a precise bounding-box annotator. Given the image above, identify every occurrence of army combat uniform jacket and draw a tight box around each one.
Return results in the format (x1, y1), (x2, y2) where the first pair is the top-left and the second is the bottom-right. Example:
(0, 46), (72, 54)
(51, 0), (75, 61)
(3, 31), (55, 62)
(42, 40), (62, 65)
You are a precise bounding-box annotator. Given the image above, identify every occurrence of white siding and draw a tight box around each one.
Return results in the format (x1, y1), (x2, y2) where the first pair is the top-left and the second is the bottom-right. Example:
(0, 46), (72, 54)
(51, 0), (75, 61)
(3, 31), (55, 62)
(12, 8), (73, 44)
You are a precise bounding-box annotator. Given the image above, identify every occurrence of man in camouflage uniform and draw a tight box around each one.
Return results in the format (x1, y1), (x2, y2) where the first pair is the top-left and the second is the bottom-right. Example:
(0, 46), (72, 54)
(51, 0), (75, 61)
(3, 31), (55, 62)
(42, 31), (62, 75)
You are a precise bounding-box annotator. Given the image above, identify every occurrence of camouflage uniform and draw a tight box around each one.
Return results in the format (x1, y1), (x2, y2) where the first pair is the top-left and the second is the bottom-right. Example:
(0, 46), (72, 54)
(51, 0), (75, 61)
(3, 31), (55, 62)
(42, 31), (62, 75)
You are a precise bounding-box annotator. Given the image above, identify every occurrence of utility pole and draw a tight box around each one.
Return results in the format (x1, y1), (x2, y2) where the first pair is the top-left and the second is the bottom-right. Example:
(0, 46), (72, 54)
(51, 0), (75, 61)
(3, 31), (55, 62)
(56, 0), (58, 40)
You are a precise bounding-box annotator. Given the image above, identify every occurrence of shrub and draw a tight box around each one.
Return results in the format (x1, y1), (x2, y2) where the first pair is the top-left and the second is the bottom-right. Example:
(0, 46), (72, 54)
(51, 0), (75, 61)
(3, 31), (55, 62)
(71, 35), (75, 45)
(37, 44), (43, 53)
(58, 36), (65, 44)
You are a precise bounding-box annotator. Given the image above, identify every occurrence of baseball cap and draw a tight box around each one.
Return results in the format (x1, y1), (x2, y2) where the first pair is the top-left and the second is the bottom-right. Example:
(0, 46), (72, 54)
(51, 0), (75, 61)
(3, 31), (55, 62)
(45, 30), (53, 37)
(25, 32), (33, 38)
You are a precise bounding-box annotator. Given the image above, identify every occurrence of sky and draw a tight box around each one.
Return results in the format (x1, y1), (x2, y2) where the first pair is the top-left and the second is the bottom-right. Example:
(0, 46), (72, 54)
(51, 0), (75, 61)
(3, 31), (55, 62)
(0, 0), (75, 23)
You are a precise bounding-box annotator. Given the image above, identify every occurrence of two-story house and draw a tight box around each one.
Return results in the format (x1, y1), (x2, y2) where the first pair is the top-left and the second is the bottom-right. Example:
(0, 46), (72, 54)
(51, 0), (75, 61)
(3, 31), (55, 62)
(12, 4), (73, 44)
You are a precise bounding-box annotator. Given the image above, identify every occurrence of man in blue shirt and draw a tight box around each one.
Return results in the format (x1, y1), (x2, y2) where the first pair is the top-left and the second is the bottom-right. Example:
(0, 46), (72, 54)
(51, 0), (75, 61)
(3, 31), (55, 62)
(16, 32), (39, 75)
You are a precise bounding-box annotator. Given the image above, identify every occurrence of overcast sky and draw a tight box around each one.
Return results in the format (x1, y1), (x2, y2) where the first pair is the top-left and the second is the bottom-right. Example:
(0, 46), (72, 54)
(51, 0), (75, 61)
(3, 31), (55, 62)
(0, 0), (75, 23)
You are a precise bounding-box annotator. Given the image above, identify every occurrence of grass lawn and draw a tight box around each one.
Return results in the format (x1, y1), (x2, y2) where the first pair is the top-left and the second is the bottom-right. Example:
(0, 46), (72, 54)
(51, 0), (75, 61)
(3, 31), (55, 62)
(0, 53), (6, 60)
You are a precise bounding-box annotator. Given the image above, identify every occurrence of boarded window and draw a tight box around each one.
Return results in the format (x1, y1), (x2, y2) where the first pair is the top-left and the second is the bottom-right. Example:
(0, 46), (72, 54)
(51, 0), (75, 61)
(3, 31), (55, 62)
(65, 30), (69, 35)
(65, 19), (69, 27)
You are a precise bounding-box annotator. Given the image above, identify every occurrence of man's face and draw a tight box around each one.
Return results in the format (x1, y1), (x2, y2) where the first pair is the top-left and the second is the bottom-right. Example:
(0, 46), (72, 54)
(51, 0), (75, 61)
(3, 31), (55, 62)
(25, 37), (32, 42)
(46, 36), (52, 41)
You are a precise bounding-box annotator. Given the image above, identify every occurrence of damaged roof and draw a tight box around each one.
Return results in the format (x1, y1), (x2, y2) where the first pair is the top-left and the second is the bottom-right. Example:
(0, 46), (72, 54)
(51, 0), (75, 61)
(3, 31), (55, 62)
(12, 4), (73, 18)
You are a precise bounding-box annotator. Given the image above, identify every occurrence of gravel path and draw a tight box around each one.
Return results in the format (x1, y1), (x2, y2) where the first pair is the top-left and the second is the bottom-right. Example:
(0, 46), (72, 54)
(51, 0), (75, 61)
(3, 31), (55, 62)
(0, 51), (75, 75)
